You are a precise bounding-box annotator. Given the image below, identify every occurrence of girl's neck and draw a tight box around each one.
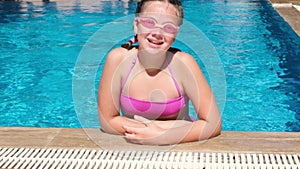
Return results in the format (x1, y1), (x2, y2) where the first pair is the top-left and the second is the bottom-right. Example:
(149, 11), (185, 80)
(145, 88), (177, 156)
(137, 50), (169, 76)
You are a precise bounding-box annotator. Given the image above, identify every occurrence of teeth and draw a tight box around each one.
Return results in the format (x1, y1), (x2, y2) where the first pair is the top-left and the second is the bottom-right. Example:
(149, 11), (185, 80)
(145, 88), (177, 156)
(149, 39), (163, 45)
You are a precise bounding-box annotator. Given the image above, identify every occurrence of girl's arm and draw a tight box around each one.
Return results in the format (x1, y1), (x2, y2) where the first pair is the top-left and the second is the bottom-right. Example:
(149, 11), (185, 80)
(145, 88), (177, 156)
(98, 48), (145, 135)
(178, 52), (222, 142)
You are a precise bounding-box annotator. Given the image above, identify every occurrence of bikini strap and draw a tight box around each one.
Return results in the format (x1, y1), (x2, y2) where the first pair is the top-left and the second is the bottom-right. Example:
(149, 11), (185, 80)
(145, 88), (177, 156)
(121, 54), (182, 96)
(167, 66), (182, 96)
(121, 54), (138, 89)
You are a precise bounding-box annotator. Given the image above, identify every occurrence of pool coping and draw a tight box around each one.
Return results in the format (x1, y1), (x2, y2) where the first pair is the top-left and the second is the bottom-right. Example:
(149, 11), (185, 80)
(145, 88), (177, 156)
(1, 127), (300, 154)
(269, 0), (300, 36)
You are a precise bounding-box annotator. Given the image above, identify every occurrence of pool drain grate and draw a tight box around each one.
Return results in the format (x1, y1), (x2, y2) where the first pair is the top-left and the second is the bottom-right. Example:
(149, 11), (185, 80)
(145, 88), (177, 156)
(0, 147), (299, 169)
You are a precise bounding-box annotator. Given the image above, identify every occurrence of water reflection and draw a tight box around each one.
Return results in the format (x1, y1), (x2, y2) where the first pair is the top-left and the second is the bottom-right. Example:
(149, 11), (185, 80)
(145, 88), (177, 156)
(0, 0), (136, 24)
(258, 1), (300, 131)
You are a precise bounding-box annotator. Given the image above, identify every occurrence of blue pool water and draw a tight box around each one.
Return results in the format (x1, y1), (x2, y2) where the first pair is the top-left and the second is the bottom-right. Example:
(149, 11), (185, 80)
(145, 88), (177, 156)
(0, 0), (299, 131)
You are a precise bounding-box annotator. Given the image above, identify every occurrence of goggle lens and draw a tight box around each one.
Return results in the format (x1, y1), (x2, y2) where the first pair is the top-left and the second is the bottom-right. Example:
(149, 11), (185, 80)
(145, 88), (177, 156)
(136, 17), (179, 34)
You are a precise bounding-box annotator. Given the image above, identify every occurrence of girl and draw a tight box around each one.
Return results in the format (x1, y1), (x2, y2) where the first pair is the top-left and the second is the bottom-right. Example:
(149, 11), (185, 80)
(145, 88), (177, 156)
(98, 0), (221, 145)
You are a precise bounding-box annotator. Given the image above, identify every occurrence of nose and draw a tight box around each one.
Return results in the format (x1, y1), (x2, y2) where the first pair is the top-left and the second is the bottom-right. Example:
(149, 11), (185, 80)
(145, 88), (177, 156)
(155, 24), (164, 30)
(151, 25), (164, 35)
(150, 31), (164, 41)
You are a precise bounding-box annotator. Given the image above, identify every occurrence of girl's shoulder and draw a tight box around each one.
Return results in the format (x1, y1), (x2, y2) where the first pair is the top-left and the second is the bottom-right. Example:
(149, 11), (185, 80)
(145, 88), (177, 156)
(105, 47), (137, 65)
(171, 49), (197, 66)
(170, 48), (203, 78)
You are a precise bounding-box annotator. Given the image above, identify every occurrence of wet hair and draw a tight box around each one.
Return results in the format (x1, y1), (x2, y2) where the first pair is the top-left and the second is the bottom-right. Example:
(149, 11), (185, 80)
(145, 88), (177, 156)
(121, 35), (138, 49)
(136, 0), (183, 22)
(121, 0), (184, 50)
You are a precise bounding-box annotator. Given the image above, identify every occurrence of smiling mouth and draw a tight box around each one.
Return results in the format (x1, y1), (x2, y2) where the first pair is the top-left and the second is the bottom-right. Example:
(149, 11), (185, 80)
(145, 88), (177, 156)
(148, 39), (164, 45)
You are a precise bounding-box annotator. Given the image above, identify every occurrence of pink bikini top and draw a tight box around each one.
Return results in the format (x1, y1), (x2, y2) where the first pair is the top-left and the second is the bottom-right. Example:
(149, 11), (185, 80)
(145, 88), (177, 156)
(120, 54), (186, 119)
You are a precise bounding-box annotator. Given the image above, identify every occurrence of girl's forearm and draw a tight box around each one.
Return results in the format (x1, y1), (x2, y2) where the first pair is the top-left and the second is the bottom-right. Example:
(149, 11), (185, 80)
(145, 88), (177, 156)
(153, 120), (192, 130)
(101, 116), (145, 135)
(156, 120), (221, 145)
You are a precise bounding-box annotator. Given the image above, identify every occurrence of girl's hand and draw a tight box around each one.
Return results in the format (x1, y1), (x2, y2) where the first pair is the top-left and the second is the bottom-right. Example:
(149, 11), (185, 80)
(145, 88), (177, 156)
(123, 115), (167, 145)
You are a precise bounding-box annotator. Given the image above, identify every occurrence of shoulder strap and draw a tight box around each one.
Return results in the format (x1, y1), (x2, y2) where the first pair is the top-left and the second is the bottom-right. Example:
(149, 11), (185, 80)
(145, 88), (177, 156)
(167, 66), (182, 96)
(121, 54), (138, 89)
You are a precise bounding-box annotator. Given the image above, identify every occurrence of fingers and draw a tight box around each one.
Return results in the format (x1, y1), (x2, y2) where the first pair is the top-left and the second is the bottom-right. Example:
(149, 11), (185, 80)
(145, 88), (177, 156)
(123, 125), (135, 134)
(124, 134), (143, 144)
(122, 116), (154, 145)
(124, 133), (140, 144)
(123, 126), (144, 144)
(123, 124), (150, 144)
(124, 132), (136, 138)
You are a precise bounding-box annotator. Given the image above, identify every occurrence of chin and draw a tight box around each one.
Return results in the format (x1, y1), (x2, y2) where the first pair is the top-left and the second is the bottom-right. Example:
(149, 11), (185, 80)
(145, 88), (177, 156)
(142, 47), (168, 55)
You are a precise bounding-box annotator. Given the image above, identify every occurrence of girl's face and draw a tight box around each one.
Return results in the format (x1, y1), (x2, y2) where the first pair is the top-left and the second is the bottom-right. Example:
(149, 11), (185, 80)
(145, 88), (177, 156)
(134, 1), (181, 53)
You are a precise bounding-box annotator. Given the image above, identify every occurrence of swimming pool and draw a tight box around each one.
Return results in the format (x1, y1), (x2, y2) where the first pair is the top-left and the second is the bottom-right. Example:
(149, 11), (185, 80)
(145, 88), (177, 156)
(0, 0), (299, 131)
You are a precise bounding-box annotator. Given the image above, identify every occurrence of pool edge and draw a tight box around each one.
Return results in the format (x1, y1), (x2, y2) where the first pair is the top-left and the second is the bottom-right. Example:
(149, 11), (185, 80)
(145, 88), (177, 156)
(269, 0), (300, 36)
(1, 127), (299, 154)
